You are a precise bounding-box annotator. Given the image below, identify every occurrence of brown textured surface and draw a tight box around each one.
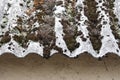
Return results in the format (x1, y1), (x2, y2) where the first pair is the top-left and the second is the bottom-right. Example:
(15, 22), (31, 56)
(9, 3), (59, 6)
(0, 53), (120, 80)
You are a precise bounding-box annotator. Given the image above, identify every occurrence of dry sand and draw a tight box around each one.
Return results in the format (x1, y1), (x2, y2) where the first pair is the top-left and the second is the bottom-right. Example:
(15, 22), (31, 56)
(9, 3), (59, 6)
(0, 53), (120, 80)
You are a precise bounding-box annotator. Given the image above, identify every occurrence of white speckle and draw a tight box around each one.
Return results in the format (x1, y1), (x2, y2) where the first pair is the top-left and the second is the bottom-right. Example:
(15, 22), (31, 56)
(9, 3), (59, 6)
(54, 4), (71, 56)
(71, 0), (97, 57)
(96, 0), (120, 57)
(0, 38), (44, 57)
(50, 49), (58, 56)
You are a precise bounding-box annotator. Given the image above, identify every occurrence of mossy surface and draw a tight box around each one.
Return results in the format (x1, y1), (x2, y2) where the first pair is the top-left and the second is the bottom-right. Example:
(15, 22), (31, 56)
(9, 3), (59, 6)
(106, 0), (120, 39)
(0, 0), (120, 56)
(84, 0), (102, 51)
(60, 0), (78, 52)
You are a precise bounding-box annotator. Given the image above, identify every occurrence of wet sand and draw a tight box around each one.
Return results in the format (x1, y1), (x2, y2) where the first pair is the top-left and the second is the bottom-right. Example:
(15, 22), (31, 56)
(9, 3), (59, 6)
(0, 53), (120, 80)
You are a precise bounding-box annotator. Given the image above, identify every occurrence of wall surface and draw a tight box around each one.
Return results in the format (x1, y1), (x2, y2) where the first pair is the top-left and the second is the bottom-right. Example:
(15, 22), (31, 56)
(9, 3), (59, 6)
(0, 53), (120, 80)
